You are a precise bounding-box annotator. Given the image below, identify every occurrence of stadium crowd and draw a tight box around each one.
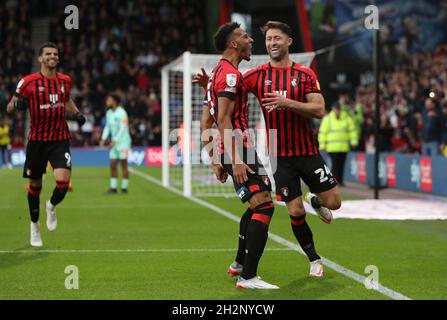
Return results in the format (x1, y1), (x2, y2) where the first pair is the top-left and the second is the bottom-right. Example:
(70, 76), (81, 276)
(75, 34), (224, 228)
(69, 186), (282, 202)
(337, 42), (447, 156)
(0, 0), (33, 147)
(1, 1), (446, 156)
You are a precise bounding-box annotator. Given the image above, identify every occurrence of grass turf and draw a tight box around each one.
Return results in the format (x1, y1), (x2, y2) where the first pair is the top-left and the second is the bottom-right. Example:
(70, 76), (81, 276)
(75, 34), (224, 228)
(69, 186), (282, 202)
(0, 167), (446, 300)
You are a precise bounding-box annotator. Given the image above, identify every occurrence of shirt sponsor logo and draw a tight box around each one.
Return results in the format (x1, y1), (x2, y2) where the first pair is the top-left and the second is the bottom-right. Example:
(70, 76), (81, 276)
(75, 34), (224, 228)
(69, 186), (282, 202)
(264, 80), (272, 86)
(226, 74), (237, 87)
(40, 103), (64, 109)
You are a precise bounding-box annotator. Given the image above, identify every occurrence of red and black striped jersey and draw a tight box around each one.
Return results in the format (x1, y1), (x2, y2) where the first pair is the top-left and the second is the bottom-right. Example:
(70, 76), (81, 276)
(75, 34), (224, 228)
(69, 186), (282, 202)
(244, 62), (321, 157)
(206, 59), (251, 148)
(15, 72), (72, 141)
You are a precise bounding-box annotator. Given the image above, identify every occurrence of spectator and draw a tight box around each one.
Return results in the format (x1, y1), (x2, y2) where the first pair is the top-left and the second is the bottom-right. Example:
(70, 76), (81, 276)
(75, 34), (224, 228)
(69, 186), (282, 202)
(318, 102), (358, 186)
(440, 102), (447, 156)
(421, 98), (444, 156)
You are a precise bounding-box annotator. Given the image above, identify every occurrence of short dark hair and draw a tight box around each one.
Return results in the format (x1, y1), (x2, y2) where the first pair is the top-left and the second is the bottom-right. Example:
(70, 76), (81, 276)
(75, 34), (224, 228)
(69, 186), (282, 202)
(108, 93), (121, 104)
(38, 42), (59, 56)
(213, 22), (240, 52)
(260, 21), (292, 37)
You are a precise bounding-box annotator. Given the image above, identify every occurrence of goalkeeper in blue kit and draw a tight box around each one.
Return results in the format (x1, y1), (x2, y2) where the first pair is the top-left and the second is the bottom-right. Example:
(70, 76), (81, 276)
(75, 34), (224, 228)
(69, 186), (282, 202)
(100, 94), (132, 193)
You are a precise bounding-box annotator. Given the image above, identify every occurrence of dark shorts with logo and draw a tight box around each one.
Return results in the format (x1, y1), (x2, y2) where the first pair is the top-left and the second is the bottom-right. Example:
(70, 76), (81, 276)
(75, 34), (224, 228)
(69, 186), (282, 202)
(221, 149), (271, 203)
(274, 154), (337, 202)
(23, 140), (72, 179)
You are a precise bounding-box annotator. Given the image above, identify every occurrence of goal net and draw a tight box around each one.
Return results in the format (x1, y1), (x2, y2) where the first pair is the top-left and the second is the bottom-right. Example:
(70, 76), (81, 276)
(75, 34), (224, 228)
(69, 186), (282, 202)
(161, 51), (315, 197)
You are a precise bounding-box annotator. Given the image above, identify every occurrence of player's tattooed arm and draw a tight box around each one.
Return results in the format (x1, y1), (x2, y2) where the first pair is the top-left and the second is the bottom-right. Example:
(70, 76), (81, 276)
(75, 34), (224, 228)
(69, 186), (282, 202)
(217, 97), (254, 185)
(262, 92), (325, 119)
(200, 106), (228, 183)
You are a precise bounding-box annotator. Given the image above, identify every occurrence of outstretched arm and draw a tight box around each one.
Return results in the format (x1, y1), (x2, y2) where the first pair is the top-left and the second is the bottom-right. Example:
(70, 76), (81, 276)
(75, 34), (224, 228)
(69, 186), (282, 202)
(192, 68), (209, 90)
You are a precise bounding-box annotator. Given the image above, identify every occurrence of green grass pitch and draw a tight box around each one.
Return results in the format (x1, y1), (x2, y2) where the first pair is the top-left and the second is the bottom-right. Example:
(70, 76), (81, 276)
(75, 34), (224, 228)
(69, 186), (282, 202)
(0, 167), (446, 300)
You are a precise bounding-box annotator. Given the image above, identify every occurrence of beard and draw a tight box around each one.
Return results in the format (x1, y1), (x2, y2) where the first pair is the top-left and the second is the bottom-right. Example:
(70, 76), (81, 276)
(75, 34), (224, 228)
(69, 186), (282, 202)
(269, 49), (286, 62)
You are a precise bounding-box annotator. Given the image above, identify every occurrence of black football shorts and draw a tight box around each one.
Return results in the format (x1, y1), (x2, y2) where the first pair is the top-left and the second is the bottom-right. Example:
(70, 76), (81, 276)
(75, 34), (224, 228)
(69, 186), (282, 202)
(23, 140), (72, 179)
(274, 153), (337, 202)
(221, 149), (272, 203)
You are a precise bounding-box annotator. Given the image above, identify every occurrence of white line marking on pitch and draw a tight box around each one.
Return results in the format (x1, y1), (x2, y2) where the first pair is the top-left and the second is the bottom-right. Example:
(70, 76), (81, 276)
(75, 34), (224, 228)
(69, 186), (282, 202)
(130, 168), (411, 300)
(0, 248), (292, 254)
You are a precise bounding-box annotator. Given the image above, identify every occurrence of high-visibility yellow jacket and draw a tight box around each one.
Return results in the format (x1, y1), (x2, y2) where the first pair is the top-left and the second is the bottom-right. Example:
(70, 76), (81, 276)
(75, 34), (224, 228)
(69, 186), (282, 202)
(318, 110), (358, 153)
(0, 124), (11, 146)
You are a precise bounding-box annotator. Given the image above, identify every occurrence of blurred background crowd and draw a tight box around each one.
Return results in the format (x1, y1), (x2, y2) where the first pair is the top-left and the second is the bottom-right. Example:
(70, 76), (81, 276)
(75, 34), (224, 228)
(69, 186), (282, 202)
(1, 0), (446, 156)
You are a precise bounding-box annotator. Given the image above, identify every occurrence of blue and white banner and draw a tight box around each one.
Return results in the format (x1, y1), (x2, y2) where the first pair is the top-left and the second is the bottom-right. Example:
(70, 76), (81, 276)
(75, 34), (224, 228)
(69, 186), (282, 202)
(5, 147), (148, 167)
(340, 152), (447, 197)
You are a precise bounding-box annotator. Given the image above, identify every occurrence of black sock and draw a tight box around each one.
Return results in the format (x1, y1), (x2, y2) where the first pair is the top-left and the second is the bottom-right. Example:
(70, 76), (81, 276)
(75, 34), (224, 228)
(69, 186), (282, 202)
(50, 180), (69, 206)
(28, 186), (41, 223)
(290, 215), (320, 262)
(235, 206), (254, 265)
(241, 201), (274, 280)
(311, 196), (322, 209)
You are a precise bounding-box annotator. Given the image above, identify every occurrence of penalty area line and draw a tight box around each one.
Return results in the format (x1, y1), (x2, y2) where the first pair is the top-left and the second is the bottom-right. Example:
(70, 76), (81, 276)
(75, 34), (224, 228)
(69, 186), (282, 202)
(129, 168), (411, 300)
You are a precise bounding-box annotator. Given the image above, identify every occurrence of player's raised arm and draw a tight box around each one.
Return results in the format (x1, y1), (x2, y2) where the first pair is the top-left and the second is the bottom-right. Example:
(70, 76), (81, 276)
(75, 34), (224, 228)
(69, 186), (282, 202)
(217, 96), (254, 185)
(193, 67), (209, 90)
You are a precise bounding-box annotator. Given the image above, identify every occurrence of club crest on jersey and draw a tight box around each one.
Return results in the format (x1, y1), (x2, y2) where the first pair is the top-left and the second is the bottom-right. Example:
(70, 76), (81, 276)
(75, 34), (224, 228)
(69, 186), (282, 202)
(291, 79), (297, 87)
(280, 187), (289, 197)
(226, 74), (237, 87)
(61, 85), (65, 94)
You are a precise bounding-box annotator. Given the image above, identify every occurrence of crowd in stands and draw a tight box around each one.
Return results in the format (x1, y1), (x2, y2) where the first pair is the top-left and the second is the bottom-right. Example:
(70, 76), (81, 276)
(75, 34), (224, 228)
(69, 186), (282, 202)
(333, 42), (447, 156)
(1, 1), (446, 157)
(0, 0), (33, 147)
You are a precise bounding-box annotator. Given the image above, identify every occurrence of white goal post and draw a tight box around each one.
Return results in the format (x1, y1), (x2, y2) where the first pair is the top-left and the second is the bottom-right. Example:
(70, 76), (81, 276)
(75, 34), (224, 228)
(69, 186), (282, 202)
(161, 51), (315, 197)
